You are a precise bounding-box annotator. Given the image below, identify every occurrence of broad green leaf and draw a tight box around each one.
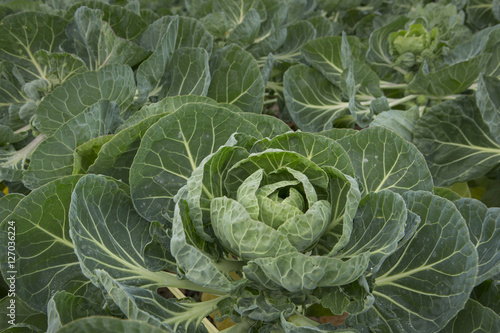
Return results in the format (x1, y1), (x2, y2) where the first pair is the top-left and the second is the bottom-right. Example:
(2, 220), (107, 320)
(186, 145), (250, 239)
(136, 16), (179, 103)
(96, 269), (223, 332)
(307, 16), (340, 38)
(119, 95), (217, 131)
(413, 95), (500, 186)
(278, 200), (332, 252)
(73, 135), (114, 174)
(339, 190), (407, 273)
(211, 197), (296, 261)
(434, 186), (463, 202)
(454, 198), (500, 285)
(348, 191), (478, 332)
(477, 74), (500, 144)
(46, 291), (106, 333)
(467, 0), (499, 29)
(235, 289), (295, 323)
(408, 55), (490, 96)
(237, 112), (291, 139)
(213, 0), (265, 28)
(64, 1), (148, 41)
(320, 167), (361, 257)
(69, 174), (200, 291)
(64, 7), (149, 71)
(176, 17), (214, 55)
(370, 107), (419, 141)
(225, 150), (330, 194)
(23, 100), (122, 189)
(199, 12), (230, 39)
(317, 280), (374, 317)
(129, 103), (257, 222)
(441, 299), (500, 332)
(251, 132), (354, 176)
(246, 252), (369, 292)
(0, 193), (24, 222)
(227, 8), (261, 44)
(171, 198), (237, 293)
(318, 128), (358, 141)
(301, 36), (364, 86)
(87, 115), (162, 184)
(284, 64), (350, 132)
(35, 64), (135, 135)
(337, 127), (433, 194)
(366, 16), (409, 68)
(207, 44), (265, 114)
(0, 297), (46, 332)
(0, 176), (98, 312)
(0, 12), (68, 81)
(273, 20), (316, 63)
(163, 47), (210, 97)
(57, 317), (168, 333)
(32, 50), (88, 86)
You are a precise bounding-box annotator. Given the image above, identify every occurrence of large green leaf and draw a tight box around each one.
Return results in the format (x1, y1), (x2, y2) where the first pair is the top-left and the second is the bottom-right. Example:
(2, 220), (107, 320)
(441, 299), (500, 332)
(97, 269), (223, 332)
(63, 7), (149, 71)
(35, 64), (135, 135)
(250, 132), (354, 176)
(136, 16), (178, 103)
(370, 107), (419, 141)
(301, 36), (364, 86)
(408, 55), (490, 96)
(413, 95), (500, 186)
(69, 174), (204, 291)
(339, 190), (407, 273)
(176, 17), (214, 55)
(162, 47), (210, 97)
(171, 197), (238, 293)
(0, 193), (24, 222)
(245, 251), (369, 292)
(348, 191), (478, 332)
(477, 74), (500, 144)
(454, 198), (500, 285)
(57, 317), (168, 333)
(213, 0), (265, 28)
(210, 196), (297, 261)
(366, 16), (409, 69)
(207, 44), (265, 114)
(129, 103), (258, 223)
(284, 64), (350, 132)
(337, 127), (433, 195)
(24, 100), (122, 189)
(0, 176), (98, 312)
(87, 114), (162, 184)
(0, 12), (68, 81)
(273, 20), (316, 63)
(64, 0), (148, 41)
(46, 291), (106, 333)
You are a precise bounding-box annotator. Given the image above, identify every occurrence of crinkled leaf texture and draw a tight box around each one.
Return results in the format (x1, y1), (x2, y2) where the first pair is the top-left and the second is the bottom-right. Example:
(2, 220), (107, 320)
(348, 191), (478, 333)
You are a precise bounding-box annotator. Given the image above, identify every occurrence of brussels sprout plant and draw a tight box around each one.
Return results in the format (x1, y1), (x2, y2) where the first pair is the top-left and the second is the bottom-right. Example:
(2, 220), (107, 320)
(0, 1), (499, 333)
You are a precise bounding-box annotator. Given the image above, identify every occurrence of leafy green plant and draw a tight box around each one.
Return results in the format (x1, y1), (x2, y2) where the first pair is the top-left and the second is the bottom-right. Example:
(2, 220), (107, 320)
(0, 0), (499, 332)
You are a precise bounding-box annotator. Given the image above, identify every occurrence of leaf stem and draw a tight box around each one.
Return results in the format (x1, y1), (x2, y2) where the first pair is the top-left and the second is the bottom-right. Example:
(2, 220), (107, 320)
(387, 94), (418, 107)
(380, 81), (408, 89)
(167, 287), (220, 333)
(263, 98), (278, 105)
(13, 124), (31, 134)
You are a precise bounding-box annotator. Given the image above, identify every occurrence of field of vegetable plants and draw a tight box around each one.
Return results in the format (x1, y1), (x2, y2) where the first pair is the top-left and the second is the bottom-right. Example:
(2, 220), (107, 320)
(0, 0), (499, 332)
